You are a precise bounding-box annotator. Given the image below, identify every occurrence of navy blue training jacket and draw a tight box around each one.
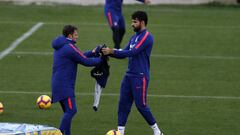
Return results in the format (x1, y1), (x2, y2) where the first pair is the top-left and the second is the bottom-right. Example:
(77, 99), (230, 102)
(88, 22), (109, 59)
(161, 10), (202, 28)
(112, 29), (154, 80)
(51, 35), (101, 103)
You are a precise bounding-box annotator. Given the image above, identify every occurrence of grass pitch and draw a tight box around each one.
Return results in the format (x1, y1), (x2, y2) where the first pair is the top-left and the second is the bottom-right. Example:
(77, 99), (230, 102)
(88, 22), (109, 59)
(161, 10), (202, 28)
(0, 3), (240, 135)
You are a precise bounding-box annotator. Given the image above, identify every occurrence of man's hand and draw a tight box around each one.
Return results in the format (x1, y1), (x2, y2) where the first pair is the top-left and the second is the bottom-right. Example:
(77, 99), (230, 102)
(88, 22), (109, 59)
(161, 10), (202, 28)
(102, 47), (114, 55)
(92, 44), (107, 56)
(92, 46), (98, 53)
(144, 0), (151, 4)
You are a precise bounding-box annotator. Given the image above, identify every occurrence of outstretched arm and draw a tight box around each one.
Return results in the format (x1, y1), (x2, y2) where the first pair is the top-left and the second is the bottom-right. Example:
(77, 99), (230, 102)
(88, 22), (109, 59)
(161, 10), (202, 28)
(102, 31), (152, 58)
(101, 40), (131, 59)
(83, 45), (104, 58)
(83, 50), (96, 58)
(67, 44), (102, 67)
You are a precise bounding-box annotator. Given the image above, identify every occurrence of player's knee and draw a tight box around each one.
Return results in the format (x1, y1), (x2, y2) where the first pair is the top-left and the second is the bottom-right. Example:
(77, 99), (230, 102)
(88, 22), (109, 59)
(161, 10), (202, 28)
(112, 27), (120, 33)
(66, 108), (77, 116)
(118, 102), (131, 112)
(120, 28), (125, 35)
(71, 108), (77, 115)
(135, 103), (149, 112)
(137, 107), (149, 114)
(118, 107), (131, 114)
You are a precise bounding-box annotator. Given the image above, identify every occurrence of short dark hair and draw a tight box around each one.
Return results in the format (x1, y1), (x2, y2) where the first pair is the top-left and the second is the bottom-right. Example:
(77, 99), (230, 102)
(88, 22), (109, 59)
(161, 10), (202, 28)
(131, 11), (148, 26)
(62, 25), (77, 37)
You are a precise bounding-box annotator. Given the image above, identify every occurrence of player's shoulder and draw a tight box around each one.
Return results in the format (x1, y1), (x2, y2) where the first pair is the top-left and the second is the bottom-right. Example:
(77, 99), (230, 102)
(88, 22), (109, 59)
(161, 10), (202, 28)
(62, 43), (79, 54)
(145, 30), (154, 40)
(142, 30), (154, 41)
(145, 29), (153, 35)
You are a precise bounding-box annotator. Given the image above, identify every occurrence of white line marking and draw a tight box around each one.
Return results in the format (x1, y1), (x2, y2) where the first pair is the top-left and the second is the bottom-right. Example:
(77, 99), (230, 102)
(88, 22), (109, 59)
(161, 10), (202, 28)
(0, 21), (240, 29)
(5, 51), (240, 60)
(0, 22), (44, 60)
(12, 51), (53, 55)
(151, 54), (240, 60)
(0, 90), (239, 100)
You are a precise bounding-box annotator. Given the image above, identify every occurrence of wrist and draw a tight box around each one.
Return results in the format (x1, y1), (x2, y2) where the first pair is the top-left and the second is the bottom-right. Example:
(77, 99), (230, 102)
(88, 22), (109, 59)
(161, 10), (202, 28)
(111, 48), (115, 54)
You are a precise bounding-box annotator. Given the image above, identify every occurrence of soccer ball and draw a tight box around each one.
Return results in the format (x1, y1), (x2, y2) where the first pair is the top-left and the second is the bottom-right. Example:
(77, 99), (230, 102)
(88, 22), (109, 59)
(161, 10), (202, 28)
(36, 95), (52, 109)
(106, 129), (120, 135)
(0, 102), (3, 114)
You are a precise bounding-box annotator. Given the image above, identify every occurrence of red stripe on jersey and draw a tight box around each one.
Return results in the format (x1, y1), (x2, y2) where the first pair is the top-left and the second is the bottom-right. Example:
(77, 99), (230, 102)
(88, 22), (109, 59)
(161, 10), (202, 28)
(68, 97), (73, 110)
(135, 31), (149, 49)
(107, 12), (113, 27)
(69, 44), (87, 59)
(142, 77), (147, 106)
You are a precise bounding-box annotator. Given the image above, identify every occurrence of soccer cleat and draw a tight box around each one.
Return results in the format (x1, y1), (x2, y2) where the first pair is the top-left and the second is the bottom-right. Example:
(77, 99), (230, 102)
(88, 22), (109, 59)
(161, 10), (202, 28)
(93, 106), (98, 111)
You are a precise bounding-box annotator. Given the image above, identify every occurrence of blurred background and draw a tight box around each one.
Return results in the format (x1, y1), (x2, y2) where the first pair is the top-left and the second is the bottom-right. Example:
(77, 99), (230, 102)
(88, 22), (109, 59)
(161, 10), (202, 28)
(0, 0), (239, 5)
(0, 0), (240, 135)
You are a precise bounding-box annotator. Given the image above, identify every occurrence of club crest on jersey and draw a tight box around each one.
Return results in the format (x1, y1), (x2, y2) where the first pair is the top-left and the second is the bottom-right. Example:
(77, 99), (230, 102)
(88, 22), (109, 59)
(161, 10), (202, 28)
(129, 43), (135, 50)
(129, 36), (139, 50)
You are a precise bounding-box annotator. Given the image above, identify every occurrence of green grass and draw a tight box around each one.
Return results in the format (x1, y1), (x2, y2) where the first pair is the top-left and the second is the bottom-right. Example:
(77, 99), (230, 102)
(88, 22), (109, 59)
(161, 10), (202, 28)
(0, 3), (240, 135)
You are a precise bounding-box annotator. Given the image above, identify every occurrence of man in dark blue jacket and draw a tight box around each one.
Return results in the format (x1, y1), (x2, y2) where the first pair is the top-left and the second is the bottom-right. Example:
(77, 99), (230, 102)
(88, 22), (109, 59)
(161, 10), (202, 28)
(104, 0), (150, 49)
(102, 11), (163, 135)
(51, 25), (102, 135)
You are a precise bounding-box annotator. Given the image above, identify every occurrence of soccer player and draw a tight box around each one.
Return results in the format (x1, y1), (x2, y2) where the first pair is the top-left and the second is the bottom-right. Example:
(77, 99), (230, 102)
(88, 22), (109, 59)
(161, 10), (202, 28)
(51, 25), (102, 135)
(104, 0), (150, 49)
(102, 11), (164, 135)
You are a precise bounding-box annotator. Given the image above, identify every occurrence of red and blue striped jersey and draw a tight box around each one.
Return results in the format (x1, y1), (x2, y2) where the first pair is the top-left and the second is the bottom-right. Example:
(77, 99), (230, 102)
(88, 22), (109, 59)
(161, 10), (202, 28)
(113, 29), (154, 79)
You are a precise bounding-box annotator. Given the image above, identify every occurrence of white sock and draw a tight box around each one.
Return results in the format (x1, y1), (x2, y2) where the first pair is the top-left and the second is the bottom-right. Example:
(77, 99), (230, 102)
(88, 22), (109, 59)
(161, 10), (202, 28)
(151, 123), (161, 135)
(117, 126), (125, 135)
(93, 82), (102, 108)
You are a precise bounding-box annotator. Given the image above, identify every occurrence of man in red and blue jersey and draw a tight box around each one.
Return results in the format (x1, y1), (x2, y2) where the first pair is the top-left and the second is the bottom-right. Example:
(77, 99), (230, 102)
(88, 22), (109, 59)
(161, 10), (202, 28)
(104, 0), (150, 49)
(102, 11), (164, 135)
(51, 25), (102, 135)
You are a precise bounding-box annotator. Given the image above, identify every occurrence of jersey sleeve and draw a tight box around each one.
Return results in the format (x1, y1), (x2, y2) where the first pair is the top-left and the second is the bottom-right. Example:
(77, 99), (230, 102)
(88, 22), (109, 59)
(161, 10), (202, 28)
(113, 31), (152, 58)
(109, 42), (130, 59)
(67, 44), (101, 67)
(83, 50), (97, 58)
